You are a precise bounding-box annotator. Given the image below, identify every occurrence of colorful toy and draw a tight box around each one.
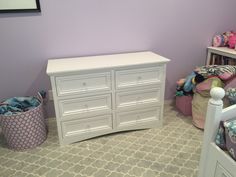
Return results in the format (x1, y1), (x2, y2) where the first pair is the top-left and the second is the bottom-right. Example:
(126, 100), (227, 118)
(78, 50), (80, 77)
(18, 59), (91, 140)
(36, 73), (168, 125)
(175, 90), (185, 96)
(193, 73), (205, 84)
(176, 78), (186, 87)
(228, 34), (236, 49)
(213, 34), (228, 47)
(176, 72), (205, 96)
(183, 72), (205, 92)
(212, 31), (234, 47)
(183, 72), (197, 92)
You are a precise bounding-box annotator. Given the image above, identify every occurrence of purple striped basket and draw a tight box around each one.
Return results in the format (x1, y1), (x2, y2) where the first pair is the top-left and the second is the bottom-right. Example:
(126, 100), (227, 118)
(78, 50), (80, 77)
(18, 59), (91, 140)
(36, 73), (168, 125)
(0, 95), (47, 151)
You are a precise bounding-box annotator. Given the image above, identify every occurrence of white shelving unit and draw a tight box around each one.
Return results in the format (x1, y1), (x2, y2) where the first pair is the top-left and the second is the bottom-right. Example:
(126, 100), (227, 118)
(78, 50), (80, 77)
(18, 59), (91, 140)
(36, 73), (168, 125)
(206, 47), (236, 65)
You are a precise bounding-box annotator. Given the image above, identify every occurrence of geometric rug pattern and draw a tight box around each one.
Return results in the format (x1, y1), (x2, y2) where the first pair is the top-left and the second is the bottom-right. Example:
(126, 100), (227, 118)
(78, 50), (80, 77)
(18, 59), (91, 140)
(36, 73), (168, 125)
(0, 103), (203, 177)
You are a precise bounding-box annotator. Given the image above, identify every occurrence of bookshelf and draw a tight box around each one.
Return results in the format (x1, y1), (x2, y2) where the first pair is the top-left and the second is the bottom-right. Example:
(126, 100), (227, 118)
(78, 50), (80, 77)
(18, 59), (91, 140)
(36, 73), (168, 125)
(206, 47), (236, 65)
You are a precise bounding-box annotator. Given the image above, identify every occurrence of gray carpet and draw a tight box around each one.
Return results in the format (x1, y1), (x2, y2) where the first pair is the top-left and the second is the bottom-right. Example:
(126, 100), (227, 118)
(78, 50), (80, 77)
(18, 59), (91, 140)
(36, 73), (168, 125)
(0, 103), (203, 177)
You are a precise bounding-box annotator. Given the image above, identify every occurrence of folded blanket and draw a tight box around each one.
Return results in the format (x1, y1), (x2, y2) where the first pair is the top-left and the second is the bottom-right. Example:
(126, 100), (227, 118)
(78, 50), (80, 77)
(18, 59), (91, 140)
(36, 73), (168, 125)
(196, 65), (236, 81)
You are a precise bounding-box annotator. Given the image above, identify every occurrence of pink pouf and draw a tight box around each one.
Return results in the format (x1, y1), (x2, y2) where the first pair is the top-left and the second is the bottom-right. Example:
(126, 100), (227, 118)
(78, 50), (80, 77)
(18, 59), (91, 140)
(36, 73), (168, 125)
(175, 96), (192, 116)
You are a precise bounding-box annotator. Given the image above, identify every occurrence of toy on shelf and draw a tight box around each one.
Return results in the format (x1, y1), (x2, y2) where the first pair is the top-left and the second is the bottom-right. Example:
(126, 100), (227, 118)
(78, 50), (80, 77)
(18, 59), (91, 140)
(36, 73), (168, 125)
(212, 31), (234, 47)
(212, 31), (236, 49)
(228, 34), (236, 49)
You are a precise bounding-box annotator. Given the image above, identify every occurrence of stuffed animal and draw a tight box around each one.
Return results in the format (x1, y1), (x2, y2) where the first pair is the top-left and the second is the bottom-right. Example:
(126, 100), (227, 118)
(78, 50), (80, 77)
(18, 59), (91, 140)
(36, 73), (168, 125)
(213, 34), (228, 47)
(183, 72), (197, 92)
(228, 34), (236, 49)
(176, 72), (205, 95)
(212, 31), (234, 47)
(193, 73), (205, 84)
(176, 78), (186, 87)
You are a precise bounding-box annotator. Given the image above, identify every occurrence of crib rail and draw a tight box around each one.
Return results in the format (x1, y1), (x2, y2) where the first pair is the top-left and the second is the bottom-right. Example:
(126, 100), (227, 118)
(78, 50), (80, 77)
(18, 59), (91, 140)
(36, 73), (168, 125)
(198, 87), (225, 177)
(222, 104), (236, 121)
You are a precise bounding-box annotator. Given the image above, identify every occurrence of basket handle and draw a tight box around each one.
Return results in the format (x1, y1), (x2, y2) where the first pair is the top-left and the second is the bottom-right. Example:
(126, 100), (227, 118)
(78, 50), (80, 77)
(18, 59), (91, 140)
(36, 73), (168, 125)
(37, 92), (44, 103)
(37, 90), (47, 104)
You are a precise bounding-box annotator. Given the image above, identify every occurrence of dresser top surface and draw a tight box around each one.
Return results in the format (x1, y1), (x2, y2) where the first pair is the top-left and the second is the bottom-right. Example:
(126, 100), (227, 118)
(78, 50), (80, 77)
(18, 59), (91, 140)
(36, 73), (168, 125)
(47, 51), (170, 75)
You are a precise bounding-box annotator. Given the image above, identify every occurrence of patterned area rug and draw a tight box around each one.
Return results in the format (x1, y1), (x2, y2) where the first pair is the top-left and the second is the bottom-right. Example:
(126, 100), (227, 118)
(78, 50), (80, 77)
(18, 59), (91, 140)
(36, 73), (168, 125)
(0, 103), (203, 177)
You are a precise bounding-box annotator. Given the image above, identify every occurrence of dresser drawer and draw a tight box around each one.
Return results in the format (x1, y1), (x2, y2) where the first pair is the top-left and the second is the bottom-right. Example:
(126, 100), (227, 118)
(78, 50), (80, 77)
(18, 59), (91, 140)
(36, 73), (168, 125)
(215, 163), (233, 177)
(116, 107), (160, 129)
(61, 115), (113, 138)
(115, 67), (163, 89)
(116, 87), (161, 109)
(55, 72), (111, 96)
(59, 94), (112, 120)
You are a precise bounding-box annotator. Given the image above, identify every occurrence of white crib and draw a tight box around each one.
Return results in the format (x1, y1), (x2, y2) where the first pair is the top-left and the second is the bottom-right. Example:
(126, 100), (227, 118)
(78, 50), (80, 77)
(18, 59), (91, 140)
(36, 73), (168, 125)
(198, 87), (236, 177)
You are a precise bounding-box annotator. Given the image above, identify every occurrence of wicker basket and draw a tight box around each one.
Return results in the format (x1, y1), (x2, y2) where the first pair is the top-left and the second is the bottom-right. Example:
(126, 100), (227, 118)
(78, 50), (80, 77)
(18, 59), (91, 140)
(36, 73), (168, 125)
(0, 94), (47, 151)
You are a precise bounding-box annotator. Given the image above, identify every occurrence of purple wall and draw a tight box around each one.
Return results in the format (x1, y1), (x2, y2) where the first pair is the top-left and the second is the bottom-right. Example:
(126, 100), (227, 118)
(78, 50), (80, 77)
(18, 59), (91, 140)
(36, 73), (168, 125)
(1, 0), (236, 116)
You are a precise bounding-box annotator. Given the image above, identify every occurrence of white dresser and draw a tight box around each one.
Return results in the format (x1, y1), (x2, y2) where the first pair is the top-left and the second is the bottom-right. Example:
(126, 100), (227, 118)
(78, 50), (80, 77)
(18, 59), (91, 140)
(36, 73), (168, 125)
(46, 51), (170, 145)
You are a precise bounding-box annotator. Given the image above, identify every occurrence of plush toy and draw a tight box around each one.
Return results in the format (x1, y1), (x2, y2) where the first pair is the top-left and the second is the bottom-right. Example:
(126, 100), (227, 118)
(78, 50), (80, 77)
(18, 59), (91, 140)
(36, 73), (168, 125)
(212, 31), (234, 47)
(176, 72), (205, 97)
(175, 90), (185, 96)
(194, 73), (205, 84)
(176, 78), (186, 87)
(213, 34), (228, 47)
(184, 72), (205, 92)
(183, 72), (196, 92)
(228, 34), (236, 49)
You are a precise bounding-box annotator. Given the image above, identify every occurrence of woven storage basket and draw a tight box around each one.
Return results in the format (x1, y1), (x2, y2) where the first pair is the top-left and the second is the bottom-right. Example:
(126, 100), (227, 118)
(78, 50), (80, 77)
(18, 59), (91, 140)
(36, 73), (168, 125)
(0, 94), (47, 151)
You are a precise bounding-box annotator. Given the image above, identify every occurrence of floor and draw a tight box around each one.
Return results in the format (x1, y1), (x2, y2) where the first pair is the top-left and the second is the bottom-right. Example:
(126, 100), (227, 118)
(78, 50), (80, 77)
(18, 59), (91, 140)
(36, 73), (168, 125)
(0, 103), (203, 177)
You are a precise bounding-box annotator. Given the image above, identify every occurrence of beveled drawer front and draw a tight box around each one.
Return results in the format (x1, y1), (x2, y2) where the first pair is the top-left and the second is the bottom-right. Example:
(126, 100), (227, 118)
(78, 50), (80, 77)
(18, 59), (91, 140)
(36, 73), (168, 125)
(215, 163), (233, 177)
(115, 67), (162, 89)
(56, 72), (111, 96)
(116, 107), (160, 129)
(59, 94), (112, 119)
(116, 87), (161, 109)
(62, 115), (112, 138)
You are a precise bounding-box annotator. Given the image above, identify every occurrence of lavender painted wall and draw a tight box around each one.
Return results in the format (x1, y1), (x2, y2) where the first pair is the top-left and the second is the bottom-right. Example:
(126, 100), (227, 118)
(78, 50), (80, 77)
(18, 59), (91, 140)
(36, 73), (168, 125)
(1, 0), (236, 116)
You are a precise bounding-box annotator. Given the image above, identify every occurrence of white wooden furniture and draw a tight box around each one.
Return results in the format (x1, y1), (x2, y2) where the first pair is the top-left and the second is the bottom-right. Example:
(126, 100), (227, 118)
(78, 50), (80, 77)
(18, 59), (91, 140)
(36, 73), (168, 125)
(206, 47), (236, 65)
(46, 51), (170, 145)
(198, 87), (236, 177)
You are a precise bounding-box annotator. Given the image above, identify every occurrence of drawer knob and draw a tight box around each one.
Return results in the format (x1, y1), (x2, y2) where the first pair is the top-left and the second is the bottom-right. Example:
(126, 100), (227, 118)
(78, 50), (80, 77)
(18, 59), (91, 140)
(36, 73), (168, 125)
(83, 82), (87, 86)
(137, 76), (142, 80)
(136, 115), (140, 121)
(84, 104), (88, 108)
